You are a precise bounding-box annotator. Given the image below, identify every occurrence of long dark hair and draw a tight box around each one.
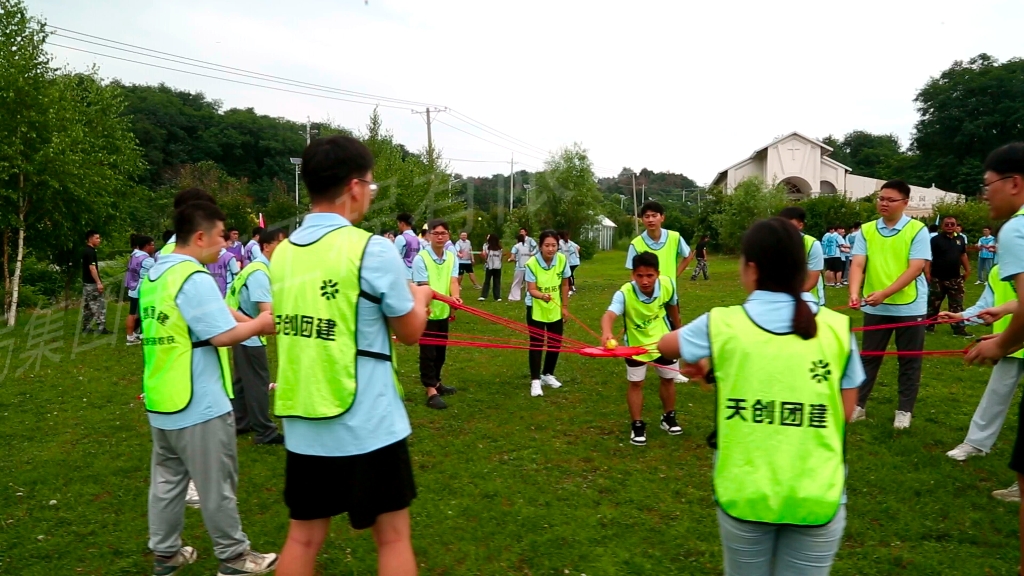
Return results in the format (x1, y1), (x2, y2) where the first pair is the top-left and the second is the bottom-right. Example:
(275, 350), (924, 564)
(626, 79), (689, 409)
(487, 234), (501, 251)
(538, 229), (559, 246)
(741, 218), (817, 339)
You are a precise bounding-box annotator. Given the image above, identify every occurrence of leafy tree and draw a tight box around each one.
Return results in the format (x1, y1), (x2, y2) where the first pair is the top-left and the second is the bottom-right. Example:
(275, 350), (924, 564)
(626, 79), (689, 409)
(798, 194), (878, 239)
(711, 177), (787, 253)
(531, 144), (602, 239)
(912, 54), (1024, 194)
(929, 199), (997, 241)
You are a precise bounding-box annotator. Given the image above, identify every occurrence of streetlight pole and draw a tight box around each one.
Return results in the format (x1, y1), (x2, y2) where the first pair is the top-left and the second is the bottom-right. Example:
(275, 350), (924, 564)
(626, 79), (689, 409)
(631, 173), (638, 236)
(289, 158), (302, 205)
(523, 184), (533, 207)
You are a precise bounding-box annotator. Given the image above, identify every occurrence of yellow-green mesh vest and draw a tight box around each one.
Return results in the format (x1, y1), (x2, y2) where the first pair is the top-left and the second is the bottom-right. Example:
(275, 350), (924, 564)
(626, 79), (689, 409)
(620, 276), (675, 362)
(272, 226), (394, 419)
(419, 248), (455, 320)
(861, 218), (926, 306)
(988, 264), (1024, 359)
(140, 260), (233, 414)
(526, 252), (567, 323)
(630, 230), (681, 277)
(159, 242), (175, 256)
(802, 234), (821, 304)
(225, 260), (271, 345)
(710, 305), (850, 526)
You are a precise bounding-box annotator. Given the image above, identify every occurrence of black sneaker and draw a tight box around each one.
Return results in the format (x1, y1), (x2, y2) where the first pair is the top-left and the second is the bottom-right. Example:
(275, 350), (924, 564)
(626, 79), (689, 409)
(436, 383), (457, 396)
(630, 420), (647, 446)
(427, 394), (448, 410)
(661, 411), (683, 435)
(258, 433), (284, 445)
(925, 326), (935, 333)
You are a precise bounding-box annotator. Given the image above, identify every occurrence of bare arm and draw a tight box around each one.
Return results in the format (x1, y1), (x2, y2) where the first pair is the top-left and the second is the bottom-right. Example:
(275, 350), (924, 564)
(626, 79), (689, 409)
(960, 252), (971, 279)
(209, 311), (275, 347)
(803, 270), (820, 293)
(527, 281), (545, 301)
(257, 302), (272, 314)
(657, 330), (680, 359)
(924, 261), (931, 284)
(842, 388), (858, 422)
(676, 253), (694, 278)
(600, 311), (618, 345)
(848, 255), (866, 308)
(389, 285), (433, 345)
(90, 264), (101, 285)
(666, 303), (681, 331)
(560, 278), (570, 317)
(883, 259), (927, 297)
(449, 276), (462, 304)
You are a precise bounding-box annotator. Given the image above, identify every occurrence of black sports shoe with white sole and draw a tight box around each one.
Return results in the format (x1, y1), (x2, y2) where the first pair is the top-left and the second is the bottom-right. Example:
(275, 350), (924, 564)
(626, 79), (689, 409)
(661, 411), (682, 435)
(630, 420), (647, 446)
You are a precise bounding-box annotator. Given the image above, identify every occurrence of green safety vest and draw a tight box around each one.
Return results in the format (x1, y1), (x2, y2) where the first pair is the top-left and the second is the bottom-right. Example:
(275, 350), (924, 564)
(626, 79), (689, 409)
(419, 248), (455, 320)
(630, 230), (682, 277)
(710, 304), (850, 526)
(860, 218), (926, 306)
(526, 252), (567, 323)
(140, 260), (233, 414)
(159, 242), (175, 256)
(802, 234), (821, 305)
(271, 226), (395, 419)
(988, 264), (1024, 360)
(225, 260), (271, 346)
(620, 276), (675, 362)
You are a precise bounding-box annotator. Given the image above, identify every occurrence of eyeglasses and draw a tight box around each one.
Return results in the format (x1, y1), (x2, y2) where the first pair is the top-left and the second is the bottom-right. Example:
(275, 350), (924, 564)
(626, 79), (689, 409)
(876, 196), (907, 205)
(983, 175), (1016, 192)
(356, 178), (378, 198)
(430, 231), (449, 236)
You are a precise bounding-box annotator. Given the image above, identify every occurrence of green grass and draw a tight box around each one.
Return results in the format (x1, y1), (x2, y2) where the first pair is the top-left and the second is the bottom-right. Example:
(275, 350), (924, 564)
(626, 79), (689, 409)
(0, 251), (1019, 575)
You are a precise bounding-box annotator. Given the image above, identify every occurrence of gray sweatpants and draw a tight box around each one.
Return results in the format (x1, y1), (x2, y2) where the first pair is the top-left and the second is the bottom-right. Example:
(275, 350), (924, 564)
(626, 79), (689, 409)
(717, 505), (846, 576)
(508, 269), (527, 302)
(963, 358), (1024, 452)
(231, 344), (279, 443)
(148, 412), (250, 560)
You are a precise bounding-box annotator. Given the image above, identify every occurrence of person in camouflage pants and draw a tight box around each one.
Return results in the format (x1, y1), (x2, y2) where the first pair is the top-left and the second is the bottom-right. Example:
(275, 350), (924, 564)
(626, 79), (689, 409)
(81, 283), (107, 333)
(927, 277), (968, 335)
(927, 217), (971, 337)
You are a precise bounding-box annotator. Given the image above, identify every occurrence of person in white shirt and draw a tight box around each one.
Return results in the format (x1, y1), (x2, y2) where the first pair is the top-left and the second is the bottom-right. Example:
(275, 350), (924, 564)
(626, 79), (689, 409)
(455, 232), (481, 289)
(508, 233), (534, 302)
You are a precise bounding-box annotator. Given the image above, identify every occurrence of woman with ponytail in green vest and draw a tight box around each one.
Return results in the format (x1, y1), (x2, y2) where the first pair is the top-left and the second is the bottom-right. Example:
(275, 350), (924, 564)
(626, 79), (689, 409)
(525, 230), (572, 398)
(658, 218), (865, 576)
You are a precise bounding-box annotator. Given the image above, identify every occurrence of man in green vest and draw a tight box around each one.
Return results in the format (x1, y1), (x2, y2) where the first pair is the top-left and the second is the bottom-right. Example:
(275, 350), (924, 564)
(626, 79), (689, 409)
(412, 218), (462, 410)
(778, 206), (825, 306)
(155, 187), (217, 261)
(142, 201), (279, 576)
(600, 251), (682, 446)
(273, 135), (433, 576)
(226, 227), (288, 446)
(965, 144), (1024, 545)
(848, 179), (931, 430)
(626, 201), (693, 280)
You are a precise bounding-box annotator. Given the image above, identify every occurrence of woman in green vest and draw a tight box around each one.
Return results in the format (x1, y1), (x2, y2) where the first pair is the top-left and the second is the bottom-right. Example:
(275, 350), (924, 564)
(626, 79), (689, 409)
(524, 230), (572, 398)
(658, 218), (865, 576)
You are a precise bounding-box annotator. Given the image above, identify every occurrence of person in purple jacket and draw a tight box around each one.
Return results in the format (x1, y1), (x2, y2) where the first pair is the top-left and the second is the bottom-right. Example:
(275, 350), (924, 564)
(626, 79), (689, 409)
(394, 213), (421, 281)
(206, 230), (241, 297)
(225, 227), (247, 267)
(125, 234), (156, 345)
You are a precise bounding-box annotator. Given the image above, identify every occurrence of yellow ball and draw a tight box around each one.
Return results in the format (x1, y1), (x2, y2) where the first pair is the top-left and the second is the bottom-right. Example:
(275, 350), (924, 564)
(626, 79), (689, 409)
(605, 338), (618, 350)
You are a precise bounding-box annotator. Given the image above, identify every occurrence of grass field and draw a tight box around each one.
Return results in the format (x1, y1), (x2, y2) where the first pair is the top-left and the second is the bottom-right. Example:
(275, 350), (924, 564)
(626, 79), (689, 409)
(0, 250), (1020, 575)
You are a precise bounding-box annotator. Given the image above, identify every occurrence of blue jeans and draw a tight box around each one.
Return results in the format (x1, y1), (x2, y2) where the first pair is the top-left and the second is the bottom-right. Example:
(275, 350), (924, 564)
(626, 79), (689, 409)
(717, 505), (846, 576)
(978, 257), (994, 283)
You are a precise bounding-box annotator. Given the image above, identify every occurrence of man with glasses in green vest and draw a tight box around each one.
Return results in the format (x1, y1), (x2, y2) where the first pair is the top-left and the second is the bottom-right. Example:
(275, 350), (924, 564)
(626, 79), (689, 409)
(142, 201), (279, 576)
(848, 179), (931, 430)
(226, 228), (288, 446)
(412, 219), (462, 410)
(273, 136), (433, 576)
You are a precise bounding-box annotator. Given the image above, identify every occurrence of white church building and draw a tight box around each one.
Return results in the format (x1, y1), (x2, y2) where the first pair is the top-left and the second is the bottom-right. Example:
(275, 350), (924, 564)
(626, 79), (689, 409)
(711, 132), (960, 216)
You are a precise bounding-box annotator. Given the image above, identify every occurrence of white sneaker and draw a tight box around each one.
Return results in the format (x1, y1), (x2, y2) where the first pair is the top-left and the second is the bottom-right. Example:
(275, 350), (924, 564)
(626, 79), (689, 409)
(217, 549), (278, 575)
(540, 374), (562, 388)
(893, 410), (912, 430)
(851, 406), (866, 422)
(946, 442), (986, 461)
(992, 481), (1021, 503)
(185, 480), (200, 509)
(530, 380), (543, 397)
(127, 335), (141, 346)
(477, 297), (486, 301)
(674, 373), (689, 383)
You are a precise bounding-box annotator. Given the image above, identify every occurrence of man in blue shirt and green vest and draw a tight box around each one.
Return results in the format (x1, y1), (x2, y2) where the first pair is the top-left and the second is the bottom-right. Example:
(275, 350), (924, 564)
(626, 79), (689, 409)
(626, 201), (693, 280)
(849, 179), (931, 430)
(412, 219), (462, 410)
(142, 201), (279, 576)
(272, 136), (433, 576)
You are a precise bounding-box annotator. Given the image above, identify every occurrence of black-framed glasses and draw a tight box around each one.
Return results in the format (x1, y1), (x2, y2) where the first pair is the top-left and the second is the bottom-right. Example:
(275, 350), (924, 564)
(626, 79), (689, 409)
(983, 175), (1016, 192)
(876, 196), (907, 204)
(356, 178), (378, 198)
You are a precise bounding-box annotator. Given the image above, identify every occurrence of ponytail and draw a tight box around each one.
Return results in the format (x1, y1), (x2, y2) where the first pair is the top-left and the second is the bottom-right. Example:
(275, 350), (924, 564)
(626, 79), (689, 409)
(791, 292), (818, 340)
(742, 218), (819, 340)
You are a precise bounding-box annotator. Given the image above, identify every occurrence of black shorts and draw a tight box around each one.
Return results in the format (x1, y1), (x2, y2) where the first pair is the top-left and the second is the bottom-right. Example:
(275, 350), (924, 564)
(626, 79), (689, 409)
(624, 355), (677, 368)
(284, 438), (417, 529)
(825, 257), (844, 273)
(128, 297), (139, 316)
(458, 263), (474, 275)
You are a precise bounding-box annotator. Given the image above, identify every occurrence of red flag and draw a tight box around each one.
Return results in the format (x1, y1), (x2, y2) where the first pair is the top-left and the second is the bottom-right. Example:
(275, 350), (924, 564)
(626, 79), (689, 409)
(258, 213), (265, 227)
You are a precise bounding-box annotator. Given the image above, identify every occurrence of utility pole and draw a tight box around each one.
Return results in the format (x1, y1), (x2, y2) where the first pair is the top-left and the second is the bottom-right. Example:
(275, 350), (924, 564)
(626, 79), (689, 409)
(632, 173), (639, 236)
(641, 183), (645, 205)
(509, 153), (515, 211)
(413, 107), (447, 165)
(305, 117), (312, 145)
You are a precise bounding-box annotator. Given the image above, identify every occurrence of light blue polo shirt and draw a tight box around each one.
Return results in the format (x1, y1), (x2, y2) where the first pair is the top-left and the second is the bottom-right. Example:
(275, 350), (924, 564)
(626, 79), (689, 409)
(821, 232), (840, 258)
(607, 278), (679, 316)
(567, 241), (581, 267)
(625, 229), (691, 269)
(412, 247), (460, 284)
(146, 254), (238, 431)
(282, 212), (415, 457)
(524, 254), (572, 306)
(978, 235), (996, 259)
(678, 290), (865, 390)
(999, 215), (1024, 281)
(838, 235), (850, 261)
(511, 242), (533, 271)
(805, 234), (825, 306)
(852, 215), (931, 317)
(236, 253), (272, 347)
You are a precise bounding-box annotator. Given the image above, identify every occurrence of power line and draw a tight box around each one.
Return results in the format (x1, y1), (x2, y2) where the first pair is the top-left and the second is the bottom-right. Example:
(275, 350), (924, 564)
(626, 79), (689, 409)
(46, 42), (416, 111)
(446, 109), (550, 156)
(433, 118), (548, 163)
(48, 26), (443, 109)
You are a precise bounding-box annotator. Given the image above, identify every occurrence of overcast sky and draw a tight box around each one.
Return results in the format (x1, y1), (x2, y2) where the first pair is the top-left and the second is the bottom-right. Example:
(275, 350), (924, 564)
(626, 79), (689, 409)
(31, 0), (1024, 183)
